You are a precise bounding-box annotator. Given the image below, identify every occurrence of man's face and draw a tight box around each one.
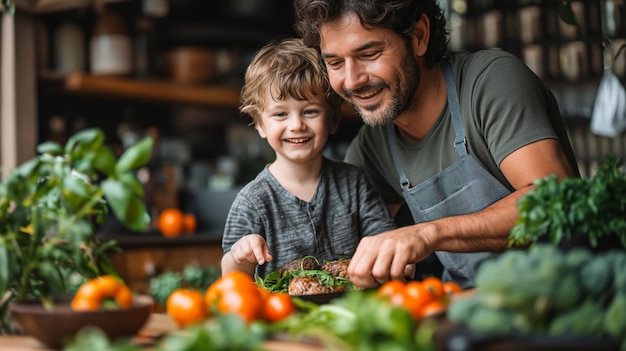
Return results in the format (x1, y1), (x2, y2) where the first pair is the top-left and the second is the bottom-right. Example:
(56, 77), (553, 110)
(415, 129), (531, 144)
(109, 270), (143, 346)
(319, 13), (420, 127)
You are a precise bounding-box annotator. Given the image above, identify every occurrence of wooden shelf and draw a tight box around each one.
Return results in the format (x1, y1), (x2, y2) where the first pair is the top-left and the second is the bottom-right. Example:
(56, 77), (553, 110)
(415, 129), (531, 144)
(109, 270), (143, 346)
(39, 72), (243, 108)
(39, 72), (359, 118)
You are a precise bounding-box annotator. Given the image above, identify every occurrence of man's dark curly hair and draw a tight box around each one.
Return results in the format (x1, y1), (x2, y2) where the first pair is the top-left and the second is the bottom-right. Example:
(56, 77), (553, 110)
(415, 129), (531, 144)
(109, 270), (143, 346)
(293, 0), (449, 69)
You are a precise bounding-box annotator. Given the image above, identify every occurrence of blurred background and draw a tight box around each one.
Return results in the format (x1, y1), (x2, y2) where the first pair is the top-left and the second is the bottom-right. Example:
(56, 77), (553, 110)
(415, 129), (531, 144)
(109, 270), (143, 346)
(1, 0), (625, 291)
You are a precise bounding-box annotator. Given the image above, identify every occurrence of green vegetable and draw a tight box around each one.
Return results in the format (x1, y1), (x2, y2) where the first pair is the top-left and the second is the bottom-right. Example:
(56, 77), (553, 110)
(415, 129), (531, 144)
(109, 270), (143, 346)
(274, 290), (436, 351)
(509, 155), (626, 249)
(148, 265), (220, 307)
(580, 254), (613, 297)
(604, 293), (626, 338)
(156, 314), (266, 351)
(64, 327), (139, 351)
(548, 299), (605, 337)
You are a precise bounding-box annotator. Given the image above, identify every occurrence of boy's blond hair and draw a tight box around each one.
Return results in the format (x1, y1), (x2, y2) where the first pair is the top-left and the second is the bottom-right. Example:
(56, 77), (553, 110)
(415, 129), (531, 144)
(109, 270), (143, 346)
(239, 38), (342, 125)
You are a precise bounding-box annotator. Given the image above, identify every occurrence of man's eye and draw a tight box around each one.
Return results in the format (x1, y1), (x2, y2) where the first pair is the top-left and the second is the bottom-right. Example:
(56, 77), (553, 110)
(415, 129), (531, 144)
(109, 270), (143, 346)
(325, 60), (343, 68)
(361, 51), (381, 59)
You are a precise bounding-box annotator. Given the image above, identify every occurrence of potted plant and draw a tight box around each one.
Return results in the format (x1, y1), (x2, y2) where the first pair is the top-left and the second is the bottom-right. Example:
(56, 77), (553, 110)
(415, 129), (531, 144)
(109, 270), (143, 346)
(0, 128), (152, 333)
(509, 155), (626, 251)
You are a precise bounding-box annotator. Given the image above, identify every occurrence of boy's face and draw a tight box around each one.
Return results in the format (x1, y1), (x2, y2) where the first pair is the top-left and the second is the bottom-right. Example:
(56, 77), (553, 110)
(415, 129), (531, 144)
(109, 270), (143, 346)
(256, 89), (337, 165)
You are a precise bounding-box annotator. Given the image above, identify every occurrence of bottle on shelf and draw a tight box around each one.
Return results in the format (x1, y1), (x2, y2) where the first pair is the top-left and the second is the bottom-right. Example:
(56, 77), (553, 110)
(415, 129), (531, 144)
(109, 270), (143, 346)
(89, 3), (132, 76)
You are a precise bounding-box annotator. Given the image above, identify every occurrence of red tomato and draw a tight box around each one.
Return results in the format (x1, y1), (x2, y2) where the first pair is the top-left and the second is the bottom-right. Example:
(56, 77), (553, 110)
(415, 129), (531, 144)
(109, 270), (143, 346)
(262, 293), (296, 322)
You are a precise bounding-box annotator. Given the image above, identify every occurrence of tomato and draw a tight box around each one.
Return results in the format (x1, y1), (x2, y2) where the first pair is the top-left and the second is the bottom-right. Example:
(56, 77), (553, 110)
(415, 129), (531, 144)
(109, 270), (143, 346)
(257, 286), (271, 300)
(71, 275), (133, 311)
(402, 281), (435, 320)
(205, 271), (262, 322)
(419, 299), (446, 319)
(217, 289), (263, 323)
(166, 288), (208, 328)
(157, 208), (184, 238)
(262, 293), (296, 322)
(377, 280), (406, 305)
(182, 213), (197, 234)
(443, 281), (463, 295)
(421, 277), (445, 299)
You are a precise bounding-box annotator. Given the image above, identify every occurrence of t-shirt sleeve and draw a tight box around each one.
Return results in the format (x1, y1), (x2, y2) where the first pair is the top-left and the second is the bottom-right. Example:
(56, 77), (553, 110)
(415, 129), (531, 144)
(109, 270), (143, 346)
(221, 191), (263, 254)
(468, 53), (559, 165)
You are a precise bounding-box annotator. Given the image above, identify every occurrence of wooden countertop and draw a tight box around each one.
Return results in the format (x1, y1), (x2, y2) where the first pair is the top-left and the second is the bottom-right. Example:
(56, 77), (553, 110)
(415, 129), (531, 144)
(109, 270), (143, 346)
(0, 313), (325, 351)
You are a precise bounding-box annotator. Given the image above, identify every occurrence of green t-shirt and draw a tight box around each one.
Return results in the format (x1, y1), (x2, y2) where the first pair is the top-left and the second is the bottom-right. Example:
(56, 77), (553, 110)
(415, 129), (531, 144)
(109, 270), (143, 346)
(345, 50), (578, 205)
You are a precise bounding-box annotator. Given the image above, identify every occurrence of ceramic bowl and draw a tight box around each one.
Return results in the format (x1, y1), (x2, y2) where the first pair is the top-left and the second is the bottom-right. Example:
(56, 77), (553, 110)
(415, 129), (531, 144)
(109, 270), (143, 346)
(9, 295), (154, 349)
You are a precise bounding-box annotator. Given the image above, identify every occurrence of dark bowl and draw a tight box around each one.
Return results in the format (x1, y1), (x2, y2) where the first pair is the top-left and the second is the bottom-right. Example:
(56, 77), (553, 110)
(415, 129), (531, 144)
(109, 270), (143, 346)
(9, 295), (154, 349)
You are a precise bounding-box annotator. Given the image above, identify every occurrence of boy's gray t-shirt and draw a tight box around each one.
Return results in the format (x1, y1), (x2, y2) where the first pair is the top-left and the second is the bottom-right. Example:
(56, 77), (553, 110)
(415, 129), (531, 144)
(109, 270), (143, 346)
(222, 157), (396, 277)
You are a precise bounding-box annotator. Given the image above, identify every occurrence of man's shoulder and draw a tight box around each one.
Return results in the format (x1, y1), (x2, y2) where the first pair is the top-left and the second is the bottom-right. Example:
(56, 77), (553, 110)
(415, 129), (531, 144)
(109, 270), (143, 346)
(450, 49), (521, 73)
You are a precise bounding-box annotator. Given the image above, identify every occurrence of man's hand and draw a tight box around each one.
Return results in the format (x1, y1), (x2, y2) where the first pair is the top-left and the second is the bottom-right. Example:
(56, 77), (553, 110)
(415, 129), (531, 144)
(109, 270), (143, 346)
(348, 226), (434, 288)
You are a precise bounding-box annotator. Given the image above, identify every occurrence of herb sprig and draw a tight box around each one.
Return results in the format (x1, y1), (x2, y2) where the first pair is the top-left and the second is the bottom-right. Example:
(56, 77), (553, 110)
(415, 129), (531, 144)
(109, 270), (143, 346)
(509, 155), (626, 248)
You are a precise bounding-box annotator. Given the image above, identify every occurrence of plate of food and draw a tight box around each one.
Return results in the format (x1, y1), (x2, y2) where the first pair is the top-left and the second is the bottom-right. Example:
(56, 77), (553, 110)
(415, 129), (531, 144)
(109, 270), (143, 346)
(256, 256), (356, 305)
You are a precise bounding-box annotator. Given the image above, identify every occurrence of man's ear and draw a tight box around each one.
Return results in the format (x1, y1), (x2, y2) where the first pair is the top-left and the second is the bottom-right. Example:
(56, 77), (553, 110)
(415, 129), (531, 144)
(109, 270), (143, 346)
(411, 13), (430, 57)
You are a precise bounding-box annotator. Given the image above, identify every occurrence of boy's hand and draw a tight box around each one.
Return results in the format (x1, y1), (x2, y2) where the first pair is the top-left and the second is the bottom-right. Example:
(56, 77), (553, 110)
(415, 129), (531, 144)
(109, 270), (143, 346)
(230, 234), (273, 266)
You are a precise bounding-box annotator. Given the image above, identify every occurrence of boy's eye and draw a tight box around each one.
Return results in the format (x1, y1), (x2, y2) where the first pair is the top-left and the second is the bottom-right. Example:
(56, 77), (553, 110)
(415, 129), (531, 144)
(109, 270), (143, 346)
(272, 112), (288, 118)
(304, 109), (319, 116)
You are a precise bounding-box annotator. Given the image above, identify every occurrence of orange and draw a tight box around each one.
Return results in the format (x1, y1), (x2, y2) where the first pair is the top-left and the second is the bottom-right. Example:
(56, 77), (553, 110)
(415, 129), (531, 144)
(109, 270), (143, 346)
(71, 275), (133, 311)
(115, 285), (134, 308)
(421, 277), (445, 299)
(183, 213), (197, 234)
(166, 288), (208, 328)
(157, 208), (184, 238)
(261, 293), (296, 322)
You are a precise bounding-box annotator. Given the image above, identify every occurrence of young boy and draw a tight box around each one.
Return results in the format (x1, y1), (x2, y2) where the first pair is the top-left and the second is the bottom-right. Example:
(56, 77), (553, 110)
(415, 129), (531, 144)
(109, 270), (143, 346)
(221, 38), (397, 278)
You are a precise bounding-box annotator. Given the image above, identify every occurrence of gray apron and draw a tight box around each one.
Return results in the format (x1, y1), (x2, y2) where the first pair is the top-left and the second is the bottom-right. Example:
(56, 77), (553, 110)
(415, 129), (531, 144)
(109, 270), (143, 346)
(386, 61), (511, 288)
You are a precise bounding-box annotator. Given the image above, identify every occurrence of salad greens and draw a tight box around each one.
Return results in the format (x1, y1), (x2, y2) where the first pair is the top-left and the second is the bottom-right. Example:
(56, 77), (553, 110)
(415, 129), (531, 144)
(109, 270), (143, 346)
(256, 269), (354, 293)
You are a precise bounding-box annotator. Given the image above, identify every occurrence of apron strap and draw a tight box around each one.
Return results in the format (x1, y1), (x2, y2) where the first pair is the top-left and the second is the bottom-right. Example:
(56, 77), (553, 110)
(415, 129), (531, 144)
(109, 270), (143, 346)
(441, 61), (468, 157)
(387, 124), (411, 188)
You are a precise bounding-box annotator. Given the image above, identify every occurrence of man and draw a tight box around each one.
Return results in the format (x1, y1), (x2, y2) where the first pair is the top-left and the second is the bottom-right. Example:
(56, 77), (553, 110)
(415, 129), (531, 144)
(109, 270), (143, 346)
(293, 0), (579, 288)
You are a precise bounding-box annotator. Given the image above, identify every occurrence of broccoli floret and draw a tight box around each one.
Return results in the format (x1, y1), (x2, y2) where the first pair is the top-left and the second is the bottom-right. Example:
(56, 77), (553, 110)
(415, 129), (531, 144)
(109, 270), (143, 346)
(604, 293), (626, 338)
(550, 273), (583, 312)
(466, 307), (518, 335)
(580, 254), (613, 297)
(447, 294), (482, 323)
(547, 299), (605, 337)
(563, 248), (593, 270)
(148, 271), (182, 306)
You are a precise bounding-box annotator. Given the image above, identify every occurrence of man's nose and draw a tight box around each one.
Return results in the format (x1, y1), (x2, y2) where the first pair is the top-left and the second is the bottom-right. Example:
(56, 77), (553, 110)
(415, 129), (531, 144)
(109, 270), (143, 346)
(344, 60), (367, 91)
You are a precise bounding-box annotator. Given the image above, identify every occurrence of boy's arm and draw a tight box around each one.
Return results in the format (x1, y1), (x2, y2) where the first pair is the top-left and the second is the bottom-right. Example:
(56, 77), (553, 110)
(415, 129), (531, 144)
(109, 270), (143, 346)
(221, 234), (273, 277)
(221, 250), (256, 276)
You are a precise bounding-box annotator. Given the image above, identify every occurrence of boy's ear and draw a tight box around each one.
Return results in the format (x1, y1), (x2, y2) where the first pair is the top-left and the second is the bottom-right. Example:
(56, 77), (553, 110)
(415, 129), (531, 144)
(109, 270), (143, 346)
(255, 122), (268, 139)
(329, 114), (341, 135)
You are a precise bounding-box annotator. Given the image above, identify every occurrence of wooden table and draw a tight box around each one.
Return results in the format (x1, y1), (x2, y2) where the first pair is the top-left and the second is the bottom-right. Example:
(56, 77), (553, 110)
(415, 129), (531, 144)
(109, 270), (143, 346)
(0, 313), (325, 351)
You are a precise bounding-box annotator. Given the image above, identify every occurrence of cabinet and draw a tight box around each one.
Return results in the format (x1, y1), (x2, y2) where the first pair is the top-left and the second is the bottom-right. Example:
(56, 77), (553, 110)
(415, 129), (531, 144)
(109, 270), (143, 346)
(102, 232), (223, 294)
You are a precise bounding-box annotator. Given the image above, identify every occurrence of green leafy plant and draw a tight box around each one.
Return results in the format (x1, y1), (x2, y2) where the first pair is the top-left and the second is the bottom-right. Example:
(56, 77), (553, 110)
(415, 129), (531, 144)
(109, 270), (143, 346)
(509, 155), (626, 248)
(0, 128), (152, 333)
(149, 264), (221, 307)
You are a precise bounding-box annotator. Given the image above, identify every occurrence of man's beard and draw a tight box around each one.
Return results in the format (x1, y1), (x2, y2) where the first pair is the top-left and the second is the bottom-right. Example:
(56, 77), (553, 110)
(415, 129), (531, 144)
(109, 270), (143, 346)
(343, 52), (420, 127)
